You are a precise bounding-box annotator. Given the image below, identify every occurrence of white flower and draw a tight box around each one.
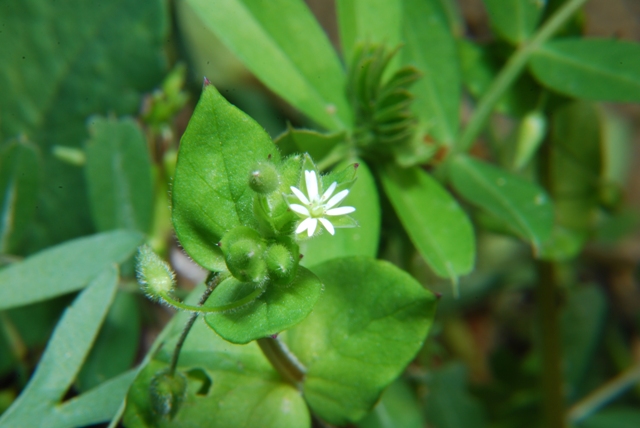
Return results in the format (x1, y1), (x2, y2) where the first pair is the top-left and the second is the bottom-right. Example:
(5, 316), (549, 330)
(288, 170), (356, 237)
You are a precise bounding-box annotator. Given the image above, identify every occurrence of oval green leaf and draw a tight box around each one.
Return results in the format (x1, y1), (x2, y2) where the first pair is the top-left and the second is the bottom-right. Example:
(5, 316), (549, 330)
(380, 165), (475, 281)
(529, 38), (640, 103)
(204, 266), (323, 344)
(483, 0), (545, 44)
(186, 0), (351, 130)
(0, 139), (41, 253)
(450, 155), (553, 251)
(300, 159), (380, 267)
(284, 257), (438, 425)
(0, 230), (142, 310)
(172, 84), (278, 271)
(85, 116), (153, 233)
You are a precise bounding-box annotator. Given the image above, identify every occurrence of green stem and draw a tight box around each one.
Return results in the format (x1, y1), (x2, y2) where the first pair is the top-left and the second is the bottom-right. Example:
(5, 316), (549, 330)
(537, 261), (565, 428)
(567, 363), (640, 424)
(257, 336), (306, 389)
(455, 0), (589, 154)
(168, 272), (221, 375)
(160, 285), (263, 314)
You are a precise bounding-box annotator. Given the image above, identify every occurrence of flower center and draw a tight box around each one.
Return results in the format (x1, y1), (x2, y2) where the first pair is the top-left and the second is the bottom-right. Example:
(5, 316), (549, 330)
(309, 201), (325, 218)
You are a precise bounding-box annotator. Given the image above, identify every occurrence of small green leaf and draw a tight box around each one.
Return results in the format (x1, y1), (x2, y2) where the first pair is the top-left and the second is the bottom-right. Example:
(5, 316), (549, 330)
(402, 0), (460, 145)
(204, 266), (323, 344)
(124, 294), (310, 428)
(0, 230), (143, 310)
(285, 257), (438, 425)
(380, 165), (475, 281)
(529, 39), (640, 102)
(450, 155), (553, 250)
(172, 84), (278, 272)
(423, 364), (488, 428)
(336, 0), (402, 71)
(85, 116), (153, 233)
(482, 0), (545, 44)
(274, 126), (346, 162)
(0, 139), (41, 253)
(300, 160), (380, 267)
(0, 267), (118, 426)
(77, 290), (141, 391)
(186, 0), (351, 130)
(357, 379), (425, 428)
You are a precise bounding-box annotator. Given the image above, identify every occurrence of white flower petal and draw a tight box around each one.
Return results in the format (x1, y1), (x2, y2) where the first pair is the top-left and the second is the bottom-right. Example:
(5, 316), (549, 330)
(296, 217), (314, 234)
(290, 186), (309, 205)
(325, 189), (349, 209)
(326, 206), (356, 216)
(321, 181), (337, 202)
(306, 170), (319, 201)
(319, 218), (335, 235)
(307, 218), (318, 236)
(289, 204), (310, 216)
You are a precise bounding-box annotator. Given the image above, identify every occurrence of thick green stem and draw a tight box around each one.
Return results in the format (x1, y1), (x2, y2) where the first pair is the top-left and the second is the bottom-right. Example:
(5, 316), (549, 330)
(257, 336), (306, 389)
(567, 363), (640, 424)
(537, 261), (565, 428)
(168, 272), (221, 375)
(455, 0), (589, 154)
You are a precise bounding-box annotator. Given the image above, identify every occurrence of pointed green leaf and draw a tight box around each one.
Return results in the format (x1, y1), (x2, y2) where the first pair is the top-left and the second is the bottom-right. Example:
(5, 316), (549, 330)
(450, 155), (553, 250)
(482, 0), (545, 44)
(0, 267), (118, 427)
(85, 116), (153, 233)
(172, 84), (278, 271)
(336, 0), (402, 70)
(186, 0), (351, 130)
(285, 257), (437, 425)
(204, 266), (323, 344)
(0, 0), (167, 247)
(530, 39), (640, 102)
(402, 0), (460, 145)
(124, 289), (310, 428)
(380, 165), (475, 280)
(300, 160), (380, 266)
(0, 230), (142, 310)
(0, 139), (41, 253)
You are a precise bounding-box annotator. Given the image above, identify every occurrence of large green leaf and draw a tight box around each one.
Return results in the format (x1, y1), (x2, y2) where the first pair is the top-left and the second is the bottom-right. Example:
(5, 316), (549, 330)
(336, 0), (402, 69)
(380, 165), (475, 281)
(402, 0), (460, 145)
(482, 0), (545, 44)
(423, 364), (488, 428)
(0, 230), (143, 310)
(172, 84), (278, 272)
(0, 267), (119, 427)
(450, 155), (554, 251)
(77, 290), (141, 391)
(0, 139), (41, 253)
(285, 257), (438, 425)
(530, 39), (640, 103)
(85, 116), (153, 233)
(124, 287), (310, 428)
(0, 0), (167, 248)
(300, 160), (380, 266)
(186, 0), (351, 130)
(204, 266), (322, 344)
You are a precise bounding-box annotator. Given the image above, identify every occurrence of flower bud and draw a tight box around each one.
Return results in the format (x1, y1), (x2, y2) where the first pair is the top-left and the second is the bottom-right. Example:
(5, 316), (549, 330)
(220, 227), (268, 283)
(149, 369), (187, 420)
(136, 245), (175, 300)
(248, 161), (279, 194)
(265, 237), (299, 285)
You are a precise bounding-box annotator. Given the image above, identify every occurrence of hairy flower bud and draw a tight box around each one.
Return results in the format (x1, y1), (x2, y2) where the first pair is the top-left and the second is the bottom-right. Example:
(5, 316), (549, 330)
(220, 227), (268, 283)
(248, 161), (279, 194)
(149, 369), (187, 420)
(136, 245), (175, 300)
(265, 243), (297, 285)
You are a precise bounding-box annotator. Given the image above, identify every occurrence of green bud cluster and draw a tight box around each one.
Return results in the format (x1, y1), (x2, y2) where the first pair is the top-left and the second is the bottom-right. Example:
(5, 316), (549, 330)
(149, 369), (187, 420)
(136, 245), (176, 300)
(220, 226), (299, 286)
(248, 160), (280, 194)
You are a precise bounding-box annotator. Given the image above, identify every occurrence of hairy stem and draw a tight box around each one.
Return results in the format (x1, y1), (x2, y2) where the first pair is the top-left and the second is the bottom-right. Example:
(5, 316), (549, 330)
(257, 336), (306, 389)
(168, 272), (221, 375)
(455, 0), (589, 154)
(160, 284), (263, 314)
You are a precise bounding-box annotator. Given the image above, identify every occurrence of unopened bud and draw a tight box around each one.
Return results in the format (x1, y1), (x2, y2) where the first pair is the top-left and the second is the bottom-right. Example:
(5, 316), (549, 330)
(220, 227), (268, 283)
(136, 245), (175, 299)
(265, 244), (295, 284)
(248, 161), (279, 194)
(149, 369), (187, 420)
